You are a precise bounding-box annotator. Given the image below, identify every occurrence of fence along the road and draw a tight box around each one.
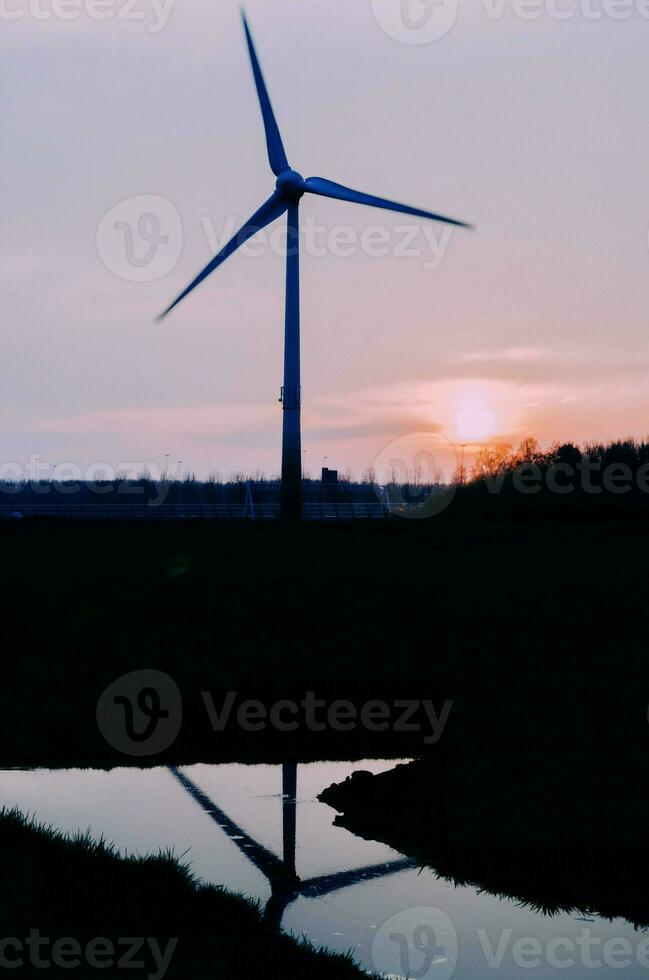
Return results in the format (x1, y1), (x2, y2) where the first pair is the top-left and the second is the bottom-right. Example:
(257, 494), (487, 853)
(0, 502), (390, 521)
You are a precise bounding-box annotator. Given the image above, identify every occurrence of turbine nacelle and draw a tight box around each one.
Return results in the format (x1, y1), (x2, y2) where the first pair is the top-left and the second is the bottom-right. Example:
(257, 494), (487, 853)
(276, 169), (305, 203)
(157, 13), (472, 323)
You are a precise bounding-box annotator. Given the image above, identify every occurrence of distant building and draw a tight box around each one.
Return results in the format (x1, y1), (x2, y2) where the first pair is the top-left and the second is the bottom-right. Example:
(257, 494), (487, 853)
(320, 467), (338, 504)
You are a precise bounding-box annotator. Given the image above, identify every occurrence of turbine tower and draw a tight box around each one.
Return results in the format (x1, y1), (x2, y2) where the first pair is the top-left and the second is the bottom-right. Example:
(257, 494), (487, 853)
(159, 11), (472, 521)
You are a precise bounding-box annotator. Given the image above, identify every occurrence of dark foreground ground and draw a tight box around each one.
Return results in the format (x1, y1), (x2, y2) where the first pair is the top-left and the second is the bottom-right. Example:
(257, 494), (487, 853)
(1, 513), (648, 973)
(0, 808), (372, 979)
(321, 754), (649, 930)
(1, 514), (647, 768)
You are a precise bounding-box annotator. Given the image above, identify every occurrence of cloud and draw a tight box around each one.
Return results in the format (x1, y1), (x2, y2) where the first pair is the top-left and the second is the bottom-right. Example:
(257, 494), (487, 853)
(444, 342), (649, 387)
(458, 346), (551, 364)
(307, 417), (443, 443)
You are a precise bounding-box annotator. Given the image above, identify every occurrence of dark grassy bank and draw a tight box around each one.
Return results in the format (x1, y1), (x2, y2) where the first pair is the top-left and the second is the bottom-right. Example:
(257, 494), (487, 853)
(0, 807), (373, 979)
(320, 751), (649, 930)
(1, 511), (648, 767)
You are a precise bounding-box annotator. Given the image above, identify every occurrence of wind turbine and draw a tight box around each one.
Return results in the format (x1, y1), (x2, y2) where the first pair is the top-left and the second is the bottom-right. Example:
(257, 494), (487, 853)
(158, 11), (472, 520)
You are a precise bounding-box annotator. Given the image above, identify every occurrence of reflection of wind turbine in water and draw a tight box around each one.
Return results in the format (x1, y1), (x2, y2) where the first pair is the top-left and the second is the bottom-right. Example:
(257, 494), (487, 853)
(169, 765), (416, 930)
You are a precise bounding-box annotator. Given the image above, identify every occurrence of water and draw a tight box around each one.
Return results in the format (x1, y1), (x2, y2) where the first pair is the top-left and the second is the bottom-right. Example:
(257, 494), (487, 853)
(1, 761), (646, 979)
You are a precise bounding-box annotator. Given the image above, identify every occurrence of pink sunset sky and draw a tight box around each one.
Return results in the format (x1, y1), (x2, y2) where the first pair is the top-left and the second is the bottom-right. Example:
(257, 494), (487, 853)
(3, 0), (649, 479)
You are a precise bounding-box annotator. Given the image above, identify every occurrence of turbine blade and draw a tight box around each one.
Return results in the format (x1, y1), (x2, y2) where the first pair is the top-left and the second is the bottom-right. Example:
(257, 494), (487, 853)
(242, 11), (289, 176)
(304, 176), (473, 229)
(157, 192), (287, 320)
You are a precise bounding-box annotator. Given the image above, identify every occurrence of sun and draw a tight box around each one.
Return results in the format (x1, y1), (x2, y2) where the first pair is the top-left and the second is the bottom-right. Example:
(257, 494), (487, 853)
(453, 396), (497, 443)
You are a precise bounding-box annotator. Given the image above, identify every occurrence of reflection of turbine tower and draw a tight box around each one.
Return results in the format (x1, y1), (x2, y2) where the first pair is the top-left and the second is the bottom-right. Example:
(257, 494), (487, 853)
(281, 762), (297, 881)
(169, 765), (415, 930)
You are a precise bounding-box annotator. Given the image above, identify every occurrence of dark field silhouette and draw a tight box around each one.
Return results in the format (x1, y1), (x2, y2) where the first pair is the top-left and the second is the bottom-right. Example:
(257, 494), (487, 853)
(1, 449), (647, 769)
(0, 808), (374, 979)
(2, 437), (648, 970)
